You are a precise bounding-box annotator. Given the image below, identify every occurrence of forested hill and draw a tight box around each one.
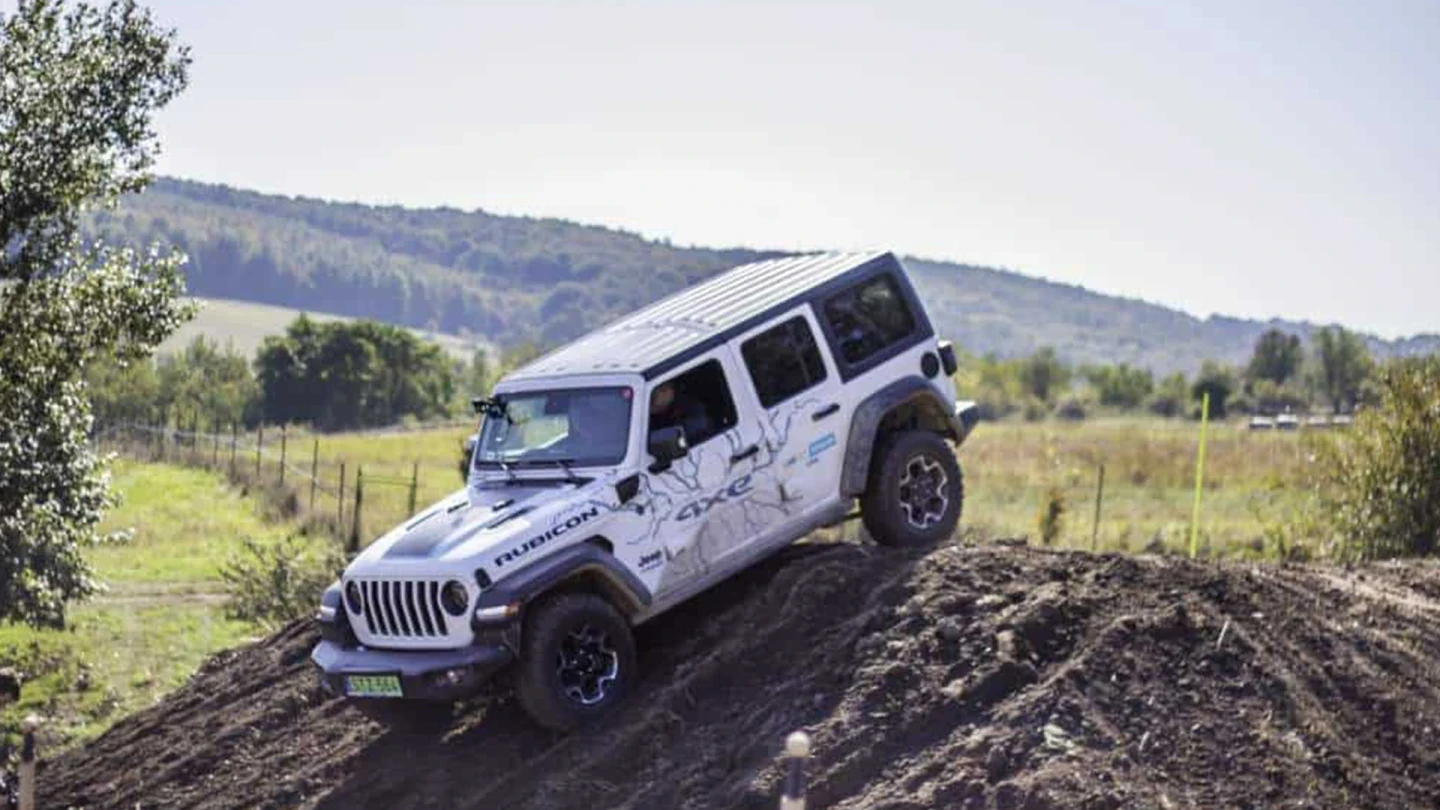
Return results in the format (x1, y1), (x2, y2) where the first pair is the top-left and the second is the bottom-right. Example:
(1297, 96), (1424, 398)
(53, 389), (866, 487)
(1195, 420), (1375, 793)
(89, 177), (1437, 373)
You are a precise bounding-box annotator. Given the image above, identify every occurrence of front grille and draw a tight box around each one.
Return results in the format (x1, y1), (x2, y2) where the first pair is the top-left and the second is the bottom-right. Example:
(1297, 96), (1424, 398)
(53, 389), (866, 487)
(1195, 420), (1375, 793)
(356, 579), (451, 639)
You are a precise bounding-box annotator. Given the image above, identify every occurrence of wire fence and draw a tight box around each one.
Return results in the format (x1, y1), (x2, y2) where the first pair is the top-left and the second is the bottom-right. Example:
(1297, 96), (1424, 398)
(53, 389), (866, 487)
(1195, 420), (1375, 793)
(94, 420), (466, 552)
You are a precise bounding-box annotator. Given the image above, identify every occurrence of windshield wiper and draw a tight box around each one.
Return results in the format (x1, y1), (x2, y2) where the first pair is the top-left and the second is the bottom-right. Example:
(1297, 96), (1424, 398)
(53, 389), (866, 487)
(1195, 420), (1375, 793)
(555, 458), (581, 484)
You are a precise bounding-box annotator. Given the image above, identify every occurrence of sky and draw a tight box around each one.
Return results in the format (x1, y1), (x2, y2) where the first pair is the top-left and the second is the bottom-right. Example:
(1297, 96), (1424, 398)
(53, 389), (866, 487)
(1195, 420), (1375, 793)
(33, 0), (1440, 336)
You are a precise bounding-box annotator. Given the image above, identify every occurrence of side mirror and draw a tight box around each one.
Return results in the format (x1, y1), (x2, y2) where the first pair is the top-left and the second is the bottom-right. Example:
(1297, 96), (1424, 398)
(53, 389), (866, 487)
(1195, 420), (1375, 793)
(647, 425), (688, 472)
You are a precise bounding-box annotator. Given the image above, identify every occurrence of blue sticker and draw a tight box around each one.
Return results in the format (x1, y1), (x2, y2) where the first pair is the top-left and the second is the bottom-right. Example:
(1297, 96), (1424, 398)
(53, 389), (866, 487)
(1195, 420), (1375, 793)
(808, 433), (837, 460)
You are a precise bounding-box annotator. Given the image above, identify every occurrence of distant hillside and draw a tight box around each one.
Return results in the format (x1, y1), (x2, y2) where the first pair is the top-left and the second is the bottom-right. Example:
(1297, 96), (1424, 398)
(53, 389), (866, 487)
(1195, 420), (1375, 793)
(89, 177), (1438, 374)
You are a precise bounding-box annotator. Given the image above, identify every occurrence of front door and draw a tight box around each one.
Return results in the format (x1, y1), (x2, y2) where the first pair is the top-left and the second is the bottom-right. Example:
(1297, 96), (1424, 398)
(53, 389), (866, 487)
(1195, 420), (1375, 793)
(643, 349), (772, 593)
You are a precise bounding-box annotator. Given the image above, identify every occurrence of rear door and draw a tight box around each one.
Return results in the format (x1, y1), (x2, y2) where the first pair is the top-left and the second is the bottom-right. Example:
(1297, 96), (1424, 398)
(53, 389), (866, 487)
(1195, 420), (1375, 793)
(732, 306), (850, 519)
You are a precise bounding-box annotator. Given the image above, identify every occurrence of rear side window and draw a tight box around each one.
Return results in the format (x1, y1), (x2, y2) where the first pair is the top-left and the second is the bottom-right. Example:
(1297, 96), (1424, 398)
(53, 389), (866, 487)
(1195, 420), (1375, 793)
(822, 274), (918, 365)
(741, 317), (828, 408)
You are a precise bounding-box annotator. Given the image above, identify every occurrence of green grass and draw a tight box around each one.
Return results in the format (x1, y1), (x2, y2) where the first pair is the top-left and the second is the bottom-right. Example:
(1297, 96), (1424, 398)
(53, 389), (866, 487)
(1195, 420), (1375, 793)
(270, 415), (1312, 559)
(0, 461), (310, 750)
(159, 297), (494, 362)
(959, 416), (1311, 557)
(88, 462), (295, 586)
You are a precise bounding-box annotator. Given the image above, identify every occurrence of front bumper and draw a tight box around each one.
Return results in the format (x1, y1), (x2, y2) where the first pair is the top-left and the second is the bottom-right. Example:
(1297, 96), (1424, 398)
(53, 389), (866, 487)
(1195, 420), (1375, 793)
(311, 638), (514, 701)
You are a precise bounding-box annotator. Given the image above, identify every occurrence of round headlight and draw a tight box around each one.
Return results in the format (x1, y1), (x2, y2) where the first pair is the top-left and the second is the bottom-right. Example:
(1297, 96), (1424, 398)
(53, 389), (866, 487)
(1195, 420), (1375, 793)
(441, 580), (470, 617)
(344, 581), (364, 613)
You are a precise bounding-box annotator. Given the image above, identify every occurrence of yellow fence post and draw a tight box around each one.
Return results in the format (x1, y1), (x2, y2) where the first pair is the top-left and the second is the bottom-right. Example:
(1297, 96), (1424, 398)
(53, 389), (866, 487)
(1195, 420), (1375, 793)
(1189, 391), (1210, 559)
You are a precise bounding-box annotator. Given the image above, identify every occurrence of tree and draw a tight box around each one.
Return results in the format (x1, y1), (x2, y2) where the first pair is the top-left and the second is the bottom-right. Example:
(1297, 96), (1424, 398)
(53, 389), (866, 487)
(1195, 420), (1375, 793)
(1312, 326), (1373, 414)
(254, 317), (457, 431)
(1084, 363), (1154, 409)
(1191, 361), (1237, 419)
(0, 0), (191, 627)
(1147, 372), (1190, 417)
(155, 336), (259, 427)
(1017, 347), (1070, 403)
(1246, 329), (1303, 386)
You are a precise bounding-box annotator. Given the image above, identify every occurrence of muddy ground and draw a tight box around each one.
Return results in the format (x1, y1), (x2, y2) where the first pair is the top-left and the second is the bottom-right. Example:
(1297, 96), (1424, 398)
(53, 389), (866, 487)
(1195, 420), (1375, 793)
(44, 542), (1440, 809)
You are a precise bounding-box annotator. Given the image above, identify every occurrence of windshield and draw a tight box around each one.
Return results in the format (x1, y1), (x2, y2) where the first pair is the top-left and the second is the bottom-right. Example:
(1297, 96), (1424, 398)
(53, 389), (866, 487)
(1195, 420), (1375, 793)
(474, 387), (633, 469)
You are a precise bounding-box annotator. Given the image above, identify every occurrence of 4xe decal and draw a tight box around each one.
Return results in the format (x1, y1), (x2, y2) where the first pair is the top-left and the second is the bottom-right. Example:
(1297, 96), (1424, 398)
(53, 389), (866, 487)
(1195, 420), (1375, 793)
(494, 506), (600, 567)
(675, 474), (754, 522)
(638, 550), (663, 571)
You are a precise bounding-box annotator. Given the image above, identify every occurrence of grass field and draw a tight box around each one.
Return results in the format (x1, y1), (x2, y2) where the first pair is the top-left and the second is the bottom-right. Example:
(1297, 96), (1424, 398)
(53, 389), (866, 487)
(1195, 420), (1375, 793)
(159, 297), (494, 362)
(231, 415), (1312, 559)
(961, 417), (1311, 557)
(0, 462), (313, 749)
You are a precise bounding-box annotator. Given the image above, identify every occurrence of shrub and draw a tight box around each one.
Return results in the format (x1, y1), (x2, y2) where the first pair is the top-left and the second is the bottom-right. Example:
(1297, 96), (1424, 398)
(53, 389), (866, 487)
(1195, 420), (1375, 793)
(1308, 357), (1440, 560)
(1147, 372), (1189, 417)
(220, 536), (345, 629)
(1022, 398), (1049, 423)
(1054, 396), (1088, 421)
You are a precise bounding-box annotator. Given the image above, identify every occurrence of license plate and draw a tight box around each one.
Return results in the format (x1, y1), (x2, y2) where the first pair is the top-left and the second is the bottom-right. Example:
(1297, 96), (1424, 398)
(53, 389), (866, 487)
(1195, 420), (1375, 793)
(345, 674), (403, 698)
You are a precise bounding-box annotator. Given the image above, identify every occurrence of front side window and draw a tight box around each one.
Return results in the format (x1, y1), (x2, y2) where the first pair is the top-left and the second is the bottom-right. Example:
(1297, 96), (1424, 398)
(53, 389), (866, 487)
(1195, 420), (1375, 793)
(648, 360), (737, 448)
(475, 387), (632, 468)
(822, 274), (918, 365)
(742, 316), (828, 408)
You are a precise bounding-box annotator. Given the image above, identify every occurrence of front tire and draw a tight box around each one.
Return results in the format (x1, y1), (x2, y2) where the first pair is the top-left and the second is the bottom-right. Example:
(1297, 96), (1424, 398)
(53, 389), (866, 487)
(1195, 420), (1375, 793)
(515, 592), (637, 732)
(861, 430), (964, 547)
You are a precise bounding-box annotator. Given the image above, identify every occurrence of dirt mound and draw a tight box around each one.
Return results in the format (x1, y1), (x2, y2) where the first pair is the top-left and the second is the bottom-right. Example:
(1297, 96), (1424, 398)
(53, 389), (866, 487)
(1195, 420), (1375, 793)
(44, 544), (1440, 809)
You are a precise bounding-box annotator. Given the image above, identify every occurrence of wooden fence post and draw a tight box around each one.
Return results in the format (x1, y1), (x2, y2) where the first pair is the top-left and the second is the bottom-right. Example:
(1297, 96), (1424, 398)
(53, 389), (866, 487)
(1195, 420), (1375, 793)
(349, 466), (364, 553)
(1091, 463), (1106, 552)
(229, 422), (238, 476)
(255, 425), (264, 480)
(337, 462), (347, 529)
(407, 461), (419, 516)
(279, 428), (288, 487)
(309, 439), (320, 512)
(18, 714), (38, 810)
(212, 419), (220, 468)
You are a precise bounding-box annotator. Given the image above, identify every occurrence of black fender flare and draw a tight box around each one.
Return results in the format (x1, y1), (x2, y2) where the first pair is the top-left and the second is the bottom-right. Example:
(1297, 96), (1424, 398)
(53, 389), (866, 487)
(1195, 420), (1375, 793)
(840, 376), (970, 498)
(475, 540), (652, 620)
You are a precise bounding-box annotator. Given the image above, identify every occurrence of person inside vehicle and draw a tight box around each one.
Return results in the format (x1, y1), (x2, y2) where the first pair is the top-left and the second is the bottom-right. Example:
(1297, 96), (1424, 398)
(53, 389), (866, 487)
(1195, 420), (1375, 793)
(649, 381), (713, 445)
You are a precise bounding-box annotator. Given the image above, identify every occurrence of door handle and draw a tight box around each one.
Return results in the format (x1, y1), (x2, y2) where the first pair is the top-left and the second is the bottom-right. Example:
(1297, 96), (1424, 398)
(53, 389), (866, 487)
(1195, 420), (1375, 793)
(730, 444), (759, 463)
(812, 403), (840, 421)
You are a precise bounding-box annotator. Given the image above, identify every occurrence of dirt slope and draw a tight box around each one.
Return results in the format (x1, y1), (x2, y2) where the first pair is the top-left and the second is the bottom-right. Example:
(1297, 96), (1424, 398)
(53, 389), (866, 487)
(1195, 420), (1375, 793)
(45, 543), (1440, 809)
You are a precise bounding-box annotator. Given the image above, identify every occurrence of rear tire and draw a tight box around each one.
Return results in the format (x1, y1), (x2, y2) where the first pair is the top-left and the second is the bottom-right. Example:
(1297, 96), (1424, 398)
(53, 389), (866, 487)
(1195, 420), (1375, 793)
(861, 430), (963, 547)
(515, 592), (637, 732)
(352, 698), (454, 735)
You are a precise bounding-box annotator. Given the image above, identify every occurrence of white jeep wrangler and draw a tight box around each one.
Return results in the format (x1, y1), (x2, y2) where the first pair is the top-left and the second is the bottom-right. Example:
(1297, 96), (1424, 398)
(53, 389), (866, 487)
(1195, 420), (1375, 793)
(312, 251), (979, 731)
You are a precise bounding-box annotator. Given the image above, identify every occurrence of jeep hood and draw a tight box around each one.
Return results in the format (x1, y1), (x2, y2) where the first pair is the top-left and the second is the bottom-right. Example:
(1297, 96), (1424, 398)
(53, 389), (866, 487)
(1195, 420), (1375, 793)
(351, 480), (605, 568)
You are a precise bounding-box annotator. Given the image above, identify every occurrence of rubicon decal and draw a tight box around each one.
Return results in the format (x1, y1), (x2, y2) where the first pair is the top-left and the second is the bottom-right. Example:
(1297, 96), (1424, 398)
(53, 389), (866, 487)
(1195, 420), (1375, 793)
(494, 506), (600, 567)
(675, 474), (753, 522)
(638, 550), (663, 571)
